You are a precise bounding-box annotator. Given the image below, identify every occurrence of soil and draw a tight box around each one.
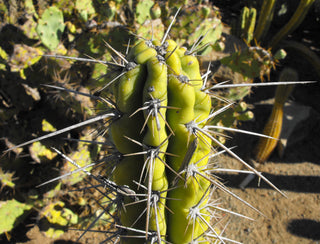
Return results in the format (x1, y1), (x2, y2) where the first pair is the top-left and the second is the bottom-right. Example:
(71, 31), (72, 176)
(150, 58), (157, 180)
(214, 138), (320, 244)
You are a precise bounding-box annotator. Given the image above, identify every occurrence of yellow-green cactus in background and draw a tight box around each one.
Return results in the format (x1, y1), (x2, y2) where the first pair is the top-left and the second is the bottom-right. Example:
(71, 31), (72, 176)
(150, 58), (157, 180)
(36, 6), (65, 51)
(239, 6), (257, 43)
(39, 201), (78, 238)
(254, 68), (297, 163)
(0, 199), (32, 235)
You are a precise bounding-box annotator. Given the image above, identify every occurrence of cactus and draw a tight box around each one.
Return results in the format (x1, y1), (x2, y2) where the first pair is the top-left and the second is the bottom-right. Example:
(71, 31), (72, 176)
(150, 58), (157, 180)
(269, 0), (315, 48)
(39, 201), (78, 238)
(0, 199), (32, 235)
(9, 44), (43, 79)
(75, 0), (95, 22)
(36, 6), (65, 51)
(135, 0), (155, 24)
(0, 169), (15, 189)
(219, 45), (276, 82)
(253, 0), (276, 41)
(162, 3), (223, 55)
(102, 36), (216, 242)
(239, 7), (256, 44)
(60, 135), (94, 186)
(254, 68), (298, 163)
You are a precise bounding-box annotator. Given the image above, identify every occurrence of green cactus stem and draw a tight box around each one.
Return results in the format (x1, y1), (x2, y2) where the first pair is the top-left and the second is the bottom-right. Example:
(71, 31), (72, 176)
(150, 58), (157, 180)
(254, 0), (276, 41)
(254, 68), (298, 163)
(102, 31), (288, 242)
(269, 0), (315, 48)
(281, 40), (320, 78)
(240, 6), (256, 43)
(91, 30), (219, 242)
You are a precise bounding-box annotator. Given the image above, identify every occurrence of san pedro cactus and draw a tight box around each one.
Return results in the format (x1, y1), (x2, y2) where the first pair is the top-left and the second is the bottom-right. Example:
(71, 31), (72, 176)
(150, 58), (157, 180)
(100, 35), (215, 242)
(87, 27), (291, 242)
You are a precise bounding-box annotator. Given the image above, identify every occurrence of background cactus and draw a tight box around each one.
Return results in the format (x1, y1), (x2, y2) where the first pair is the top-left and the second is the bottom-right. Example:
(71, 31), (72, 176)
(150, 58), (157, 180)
(160, 3), (223, 55)
(221, 0), (318, 170)
(238, 6), (257, 44)
(0, 199), (32, 236)
(36, 6), (65, 51)
(254, 67), (297, 163)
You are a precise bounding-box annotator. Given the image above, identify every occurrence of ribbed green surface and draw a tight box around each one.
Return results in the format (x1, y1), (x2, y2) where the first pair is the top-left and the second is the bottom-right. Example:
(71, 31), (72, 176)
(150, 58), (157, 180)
(110, 39), (214, 243)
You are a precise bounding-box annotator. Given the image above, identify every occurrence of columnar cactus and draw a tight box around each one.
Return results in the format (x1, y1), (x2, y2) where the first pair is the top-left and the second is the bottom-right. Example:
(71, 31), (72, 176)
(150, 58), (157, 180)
(96, 24), (312, 241)
(92, 26), (288, 242)
(101, 35), (215, 242)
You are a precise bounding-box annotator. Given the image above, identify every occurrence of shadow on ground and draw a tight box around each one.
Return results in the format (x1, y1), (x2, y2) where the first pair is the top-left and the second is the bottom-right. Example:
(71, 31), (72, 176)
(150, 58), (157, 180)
(287, 219), (320, 240)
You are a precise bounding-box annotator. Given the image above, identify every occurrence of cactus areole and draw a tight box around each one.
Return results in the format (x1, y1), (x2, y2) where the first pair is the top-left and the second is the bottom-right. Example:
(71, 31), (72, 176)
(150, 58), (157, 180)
(103, 36), (217, 244)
